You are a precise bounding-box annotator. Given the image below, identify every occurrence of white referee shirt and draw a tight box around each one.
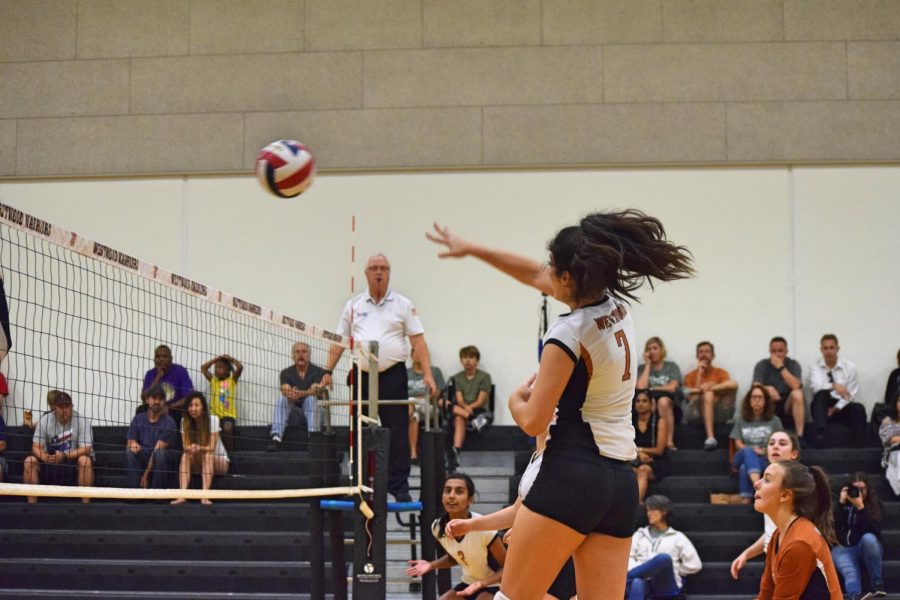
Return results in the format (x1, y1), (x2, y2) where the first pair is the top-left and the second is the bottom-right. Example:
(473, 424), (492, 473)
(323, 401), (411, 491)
(336, 289), (424, 372)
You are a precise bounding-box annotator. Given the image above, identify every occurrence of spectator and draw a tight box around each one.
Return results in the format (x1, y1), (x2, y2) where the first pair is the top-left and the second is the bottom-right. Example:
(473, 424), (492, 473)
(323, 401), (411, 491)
(683, 341), (738, 450)
(730, 430), (801, 580)
(832, 472), (886, 599)
(140, 344), (194, 427)
(626, 495), (702, 600)
(23, 391), (94, 504)
(752, 336), (806, 441)
(322, 254), (437, 503)
(884, 348), (899, 407)
(407, 346), (445, 465)
(201, 354), (243, 452)
(449, 345), (492, 469)
(810, 334), (868, 448)
(172, 392), (229, 506)
(753, 461), (841, 599)
(637, 337), (682, 450)
(405, 473), (505, 599)
(24, 389), (60, 431)
(729, 384), (783, 503)
(632, 389), (670, 504)
(268, 342), (327, 451)
(878, 395), (900, 496)
(125, 385), (178, 489)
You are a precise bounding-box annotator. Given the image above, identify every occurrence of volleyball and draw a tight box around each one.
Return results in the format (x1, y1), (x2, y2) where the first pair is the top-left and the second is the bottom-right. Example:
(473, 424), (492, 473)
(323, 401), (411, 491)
(255, 139), (316, 198)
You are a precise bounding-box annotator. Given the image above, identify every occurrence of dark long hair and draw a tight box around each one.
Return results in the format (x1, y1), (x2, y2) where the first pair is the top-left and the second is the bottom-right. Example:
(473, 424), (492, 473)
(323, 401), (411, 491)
(778, 461), (836, 545)
(182, 391), (211, 448)
(437, 473), (476, 538)
(547, 209), (694, 303)
(850, 471), (884, 523)
(741, 383), (775, 422)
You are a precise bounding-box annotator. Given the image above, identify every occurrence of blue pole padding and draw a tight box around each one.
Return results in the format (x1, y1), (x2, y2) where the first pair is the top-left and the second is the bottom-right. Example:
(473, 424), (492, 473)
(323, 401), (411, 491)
(319, 499), (422, 512)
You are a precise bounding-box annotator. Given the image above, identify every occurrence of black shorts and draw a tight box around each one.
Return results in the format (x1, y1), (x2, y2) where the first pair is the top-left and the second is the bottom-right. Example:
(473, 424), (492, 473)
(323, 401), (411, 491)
(40, 459), (82, 486)
(523, 444), (638, 538)
(649, 390), (682, 423)
(548, 557), (576, 599)
(454, 582), (499, 595)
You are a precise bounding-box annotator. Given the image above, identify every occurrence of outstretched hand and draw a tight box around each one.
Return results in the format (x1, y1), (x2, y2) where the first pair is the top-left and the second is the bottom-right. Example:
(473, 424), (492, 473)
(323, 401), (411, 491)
(426, 223), (471, 258)
(405, 559), (431, 577)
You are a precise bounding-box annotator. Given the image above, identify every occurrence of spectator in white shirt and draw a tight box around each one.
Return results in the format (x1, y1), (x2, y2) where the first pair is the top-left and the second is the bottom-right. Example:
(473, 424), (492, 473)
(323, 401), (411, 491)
(810, 334), (867, 448)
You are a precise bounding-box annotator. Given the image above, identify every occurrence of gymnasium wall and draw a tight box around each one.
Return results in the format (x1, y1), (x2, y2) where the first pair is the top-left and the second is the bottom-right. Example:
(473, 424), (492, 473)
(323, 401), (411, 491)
(1, 0), (899, 177)
(2, 165), (898, 425)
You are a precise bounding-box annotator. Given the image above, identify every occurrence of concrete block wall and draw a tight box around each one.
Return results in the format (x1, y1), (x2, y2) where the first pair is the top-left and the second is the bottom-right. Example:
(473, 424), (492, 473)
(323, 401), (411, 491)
(1, 0), (898, 177)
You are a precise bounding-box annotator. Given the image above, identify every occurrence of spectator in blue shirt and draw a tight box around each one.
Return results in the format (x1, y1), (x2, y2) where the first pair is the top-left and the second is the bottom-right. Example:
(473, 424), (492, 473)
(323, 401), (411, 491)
(126, 385), (178, 489)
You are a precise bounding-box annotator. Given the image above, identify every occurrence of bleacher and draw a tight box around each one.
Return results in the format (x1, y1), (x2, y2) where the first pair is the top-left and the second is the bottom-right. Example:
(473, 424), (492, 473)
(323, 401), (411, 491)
(0, 424), (353, 598)
(0, 422), (896, 598)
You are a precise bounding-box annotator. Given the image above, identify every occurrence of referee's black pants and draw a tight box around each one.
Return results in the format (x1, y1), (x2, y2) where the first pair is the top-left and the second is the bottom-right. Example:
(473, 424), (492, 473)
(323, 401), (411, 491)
(351, 362), (411, 500)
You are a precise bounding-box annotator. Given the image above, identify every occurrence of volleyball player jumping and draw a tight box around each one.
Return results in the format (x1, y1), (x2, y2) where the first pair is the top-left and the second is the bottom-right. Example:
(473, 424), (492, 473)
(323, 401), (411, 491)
(427, 210), (693, 599)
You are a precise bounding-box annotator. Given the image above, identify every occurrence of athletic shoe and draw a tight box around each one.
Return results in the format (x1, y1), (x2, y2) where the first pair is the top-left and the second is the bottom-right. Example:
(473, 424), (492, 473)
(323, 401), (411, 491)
(448, 447), (460, 472)
(703, 437), (718, 450)
(872, 582), (887, 597)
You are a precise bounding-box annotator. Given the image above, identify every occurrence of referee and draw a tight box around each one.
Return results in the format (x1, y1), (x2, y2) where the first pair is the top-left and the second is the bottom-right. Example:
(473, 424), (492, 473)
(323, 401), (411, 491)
(323, 253), (436, 502)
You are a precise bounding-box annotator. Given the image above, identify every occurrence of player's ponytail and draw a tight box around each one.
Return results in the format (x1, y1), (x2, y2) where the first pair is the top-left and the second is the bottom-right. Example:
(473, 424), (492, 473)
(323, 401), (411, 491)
(547, 209), (694, 303)
(779, 461), (836, 545)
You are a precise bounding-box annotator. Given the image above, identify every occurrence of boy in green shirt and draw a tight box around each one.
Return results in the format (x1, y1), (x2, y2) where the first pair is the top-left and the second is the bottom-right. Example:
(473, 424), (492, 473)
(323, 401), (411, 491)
(449, 345), (492, 470)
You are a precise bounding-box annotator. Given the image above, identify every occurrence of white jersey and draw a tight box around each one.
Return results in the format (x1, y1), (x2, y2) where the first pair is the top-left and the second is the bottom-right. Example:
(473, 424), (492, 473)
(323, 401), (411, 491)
(336, 289), (424, 372)
(763, 514), (776, 551)
(518, 451), (543, 499)
(542, 296), (637, 461)
(431, 513), (499, 584)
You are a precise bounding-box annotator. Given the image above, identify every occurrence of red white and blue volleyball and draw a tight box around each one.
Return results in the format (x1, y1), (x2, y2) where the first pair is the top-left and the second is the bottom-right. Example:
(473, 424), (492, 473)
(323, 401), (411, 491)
(255, 140), (316, 198)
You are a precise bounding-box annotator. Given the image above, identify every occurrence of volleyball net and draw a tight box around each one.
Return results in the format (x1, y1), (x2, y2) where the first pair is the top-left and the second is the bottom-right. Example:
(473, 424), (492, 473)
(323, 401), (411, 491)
(0, 201), (366, 501)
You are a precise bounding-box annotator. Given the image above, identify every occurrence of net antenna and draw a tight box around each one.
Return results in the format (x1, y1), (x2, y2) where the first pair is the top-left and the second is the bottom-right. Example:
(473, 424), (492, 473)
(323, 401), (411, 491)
(0, 200), (367, 502)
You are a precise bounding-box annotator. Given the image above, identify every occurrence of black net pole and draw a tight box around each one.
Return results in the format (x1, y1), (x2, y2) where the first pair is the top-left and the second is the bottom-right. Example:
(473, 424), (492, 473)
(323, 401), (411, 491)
(418, 429), (445, 600)
(351, 426), (389, 599)
(323, 429), (348, 600)
(309, 431), (325, 599)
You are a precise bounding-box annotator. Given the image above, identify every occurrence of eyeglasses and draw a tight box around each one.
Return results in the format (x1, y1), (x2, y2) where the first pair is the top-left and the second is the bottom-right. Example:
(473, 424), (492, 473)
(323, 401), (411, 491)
(366, 266), (390, 272)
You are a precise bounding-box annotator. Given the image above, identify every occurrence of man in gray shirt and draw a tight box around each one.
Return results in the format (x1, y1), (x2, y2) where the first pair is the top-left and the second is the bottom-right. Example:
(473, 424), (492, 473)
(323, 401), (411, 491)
(752, 336), (806, 440)
(23, 391), (94, 503)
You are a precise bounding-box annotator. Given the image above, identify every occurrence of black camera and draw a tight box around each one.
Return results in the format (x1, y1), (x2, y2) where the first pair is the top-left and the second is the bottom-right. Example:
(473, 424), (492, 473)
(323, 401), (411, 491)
(847, 485), (861, 498)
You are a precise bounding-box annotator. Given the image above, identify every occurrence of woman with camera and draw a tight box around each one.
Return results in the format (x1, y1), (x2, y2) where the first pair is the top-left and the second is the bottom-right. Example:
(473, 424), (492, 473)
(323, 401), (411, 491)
(833, 472), (886, 599)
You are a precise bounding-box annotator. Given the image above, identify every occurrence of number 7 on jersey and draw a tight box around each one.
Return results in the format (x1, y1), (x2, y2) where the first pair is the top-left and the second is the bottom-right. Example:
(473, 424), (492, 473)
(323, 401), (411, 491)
(614, 329), (631, 382)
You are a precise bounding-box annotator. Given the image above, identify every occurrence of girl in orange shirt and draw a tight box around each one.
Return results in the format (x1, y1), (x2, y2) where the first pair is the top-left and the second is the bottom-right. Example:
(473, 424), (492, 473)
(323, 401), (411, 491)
(753, 460), (842, 600)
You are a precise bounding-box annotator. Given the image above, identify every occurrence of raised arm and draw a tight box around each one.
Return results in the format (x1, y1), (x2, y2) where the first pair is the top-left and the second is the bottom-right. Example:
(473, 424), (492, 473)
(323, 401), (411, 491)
(224, 355), (244, 381)
(200, 357), (216, 382)
(427, 223), (552, 295)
